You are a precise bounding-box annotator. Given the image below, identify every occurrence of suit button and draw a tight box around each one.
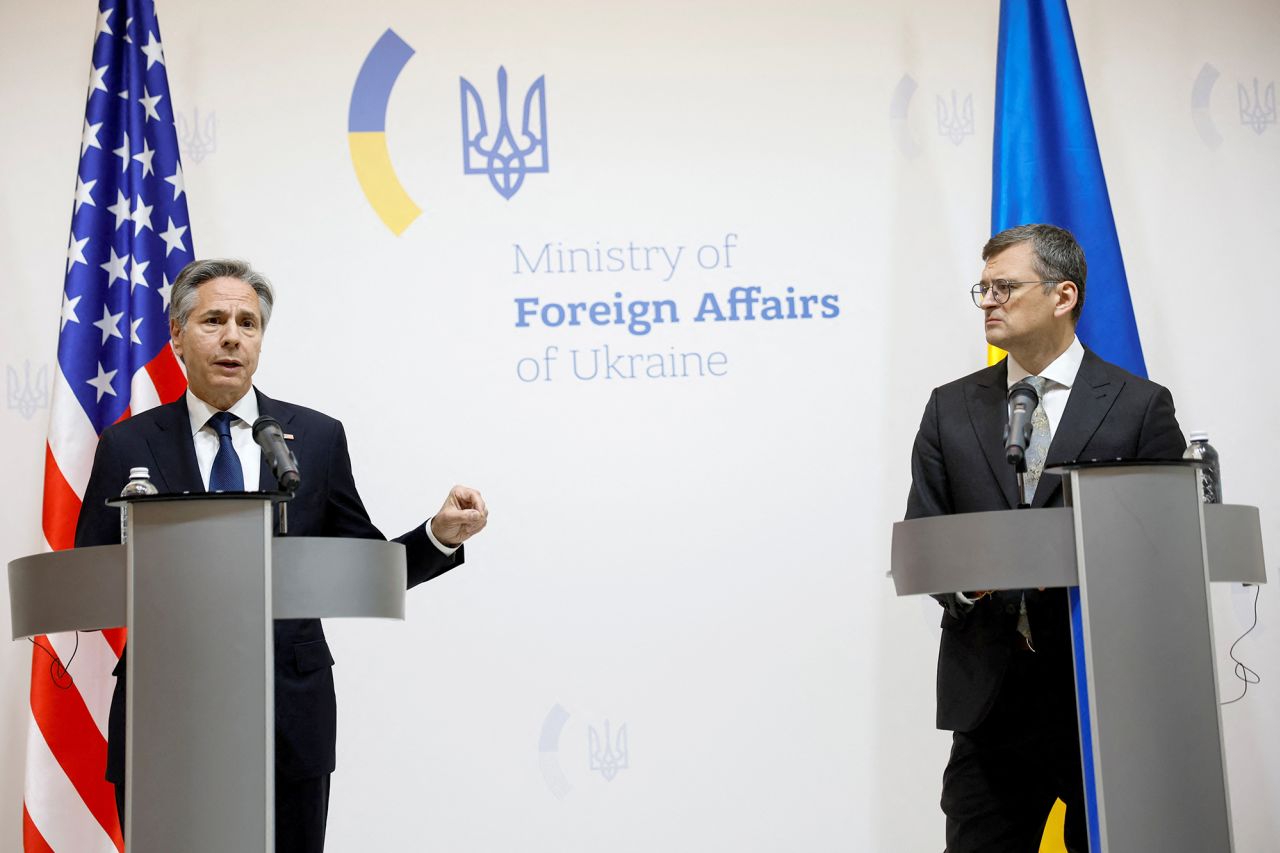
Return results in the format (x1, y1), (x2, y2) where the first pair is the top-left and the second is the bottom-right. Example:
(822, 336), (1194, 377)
(1005, 604), (1017, 614)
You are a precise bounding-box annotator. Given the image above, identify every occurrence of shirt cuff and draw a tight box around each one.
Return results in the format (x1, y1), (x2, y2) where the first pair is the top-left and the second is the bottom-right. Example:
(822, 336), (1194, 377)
(425, 517), (460, 556)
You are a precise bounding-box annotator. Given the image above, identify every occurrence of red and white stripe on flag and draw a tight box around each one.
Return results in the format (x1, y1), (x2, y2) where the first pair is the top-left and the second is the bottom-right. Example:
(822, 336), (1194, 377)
(25, 0), (192, 849)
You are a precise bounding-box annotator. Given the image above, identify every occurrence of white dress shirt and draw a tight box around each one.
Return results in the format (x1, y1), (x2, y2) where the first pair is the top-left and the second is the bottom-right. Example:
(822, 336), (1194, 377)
(1005, 335), (1085, 437)
(186, 389), (262, 491)
(184, 388), (457, 555)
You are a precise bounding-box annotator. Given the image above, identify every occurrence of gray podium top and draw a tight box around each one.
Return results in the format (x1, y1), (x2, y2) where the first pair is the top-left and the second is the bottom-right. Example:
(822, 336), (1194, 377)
(8, 536), (407, 640)
(891, 503), (1266, 597)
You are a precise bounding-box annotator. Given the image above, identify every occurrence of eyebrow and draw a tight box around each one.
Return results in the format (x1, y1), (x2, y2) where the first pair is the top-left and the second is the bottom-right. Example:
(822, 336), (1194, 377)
(197, 307), (261, 322)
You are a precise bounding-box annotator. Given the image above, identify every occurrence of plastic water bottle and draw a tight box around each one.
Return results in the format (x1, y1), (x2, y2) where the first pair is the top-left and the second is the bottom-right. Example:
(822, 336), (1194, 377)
(1183, 431), (1221, 504)
(119, 466), (159, 543)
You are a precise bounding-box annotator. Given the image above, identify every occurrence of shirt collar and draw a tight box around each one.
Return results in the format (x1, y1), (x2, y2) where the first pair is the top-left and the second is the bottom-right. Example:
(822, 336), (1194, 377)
(1006, 336), (1085, 390)
(185, 388), (261, 436)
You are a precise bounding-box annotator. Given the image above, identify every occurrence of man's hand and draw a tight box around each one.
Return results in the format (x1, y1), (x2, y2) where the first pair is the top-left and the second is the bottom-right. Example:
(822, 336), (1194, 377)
(430, 485), (488, 547)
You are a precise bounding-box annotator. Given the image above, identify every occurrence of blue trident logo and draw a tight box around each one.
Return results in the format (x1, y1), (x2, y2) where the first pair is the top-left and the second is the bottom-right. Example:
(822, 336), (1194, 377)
(1238, 78), (1276, 135)
(460, 67), (548, 199)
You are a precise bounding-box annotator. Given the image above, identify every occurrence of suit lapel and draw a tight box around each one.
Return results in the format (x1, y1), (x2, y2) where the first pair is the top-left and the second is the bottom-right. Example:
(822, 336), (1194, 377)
(964, 359), (1020, 510)
(1032, 349), (1125, 508)
(144, 400), (202, 493)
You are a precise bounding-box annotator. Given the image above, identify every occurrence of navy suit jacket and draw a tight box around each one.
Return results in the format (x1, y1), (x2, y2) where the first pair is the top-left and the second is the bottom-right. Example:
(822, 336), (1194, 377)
(74, 390), (462, 782)
(904, 349), (1184, 732)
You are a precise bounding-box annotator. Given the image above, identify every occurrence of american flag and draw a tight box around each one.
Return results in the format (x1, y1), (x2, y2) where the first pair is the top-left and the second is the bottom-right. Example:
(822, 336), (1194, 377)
(26, 1), (190, 849)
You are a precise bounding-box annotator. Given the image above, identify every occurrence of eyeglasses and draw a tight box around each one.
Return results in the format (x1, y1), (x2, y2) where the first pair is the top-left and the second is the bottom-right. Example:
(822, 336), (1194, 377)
(970, 279), (1062, 308)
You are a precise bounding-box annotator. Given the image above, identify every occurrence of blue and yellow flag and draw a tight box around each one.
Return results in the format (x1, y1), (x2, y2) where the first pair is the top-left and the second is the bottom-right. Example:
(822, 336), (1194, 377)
(991, 2), (1132, 851)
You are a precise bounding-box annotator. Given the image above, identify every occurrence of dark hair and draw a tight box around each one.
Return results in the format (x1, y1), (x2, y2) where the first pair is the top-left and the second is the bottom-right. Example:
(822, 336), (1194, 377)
(170, 258), (275, 329)
(982, 224), (1086, 322)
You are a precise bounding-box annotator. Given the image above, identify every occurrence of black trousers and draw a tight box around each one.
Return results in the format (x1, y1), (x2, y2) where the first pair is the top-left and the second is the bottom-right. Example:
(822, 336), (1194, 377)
(114, 774), (331, 853)
(941, 648), (1089, 853)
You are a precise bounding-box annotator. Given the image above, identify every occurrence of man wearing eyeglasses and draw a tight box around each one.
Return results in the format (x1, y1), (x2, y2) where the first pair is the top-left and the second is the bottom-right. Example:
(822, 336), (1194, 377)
(905, 224), (1185, 852)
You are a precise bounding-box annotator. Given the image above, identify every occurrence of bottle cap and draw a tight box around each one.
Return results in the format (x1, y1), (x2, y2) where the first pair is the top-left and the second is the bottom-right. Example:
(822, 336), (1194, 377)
(1188, 431), (1209, 442)
(129, 467), (151, 479)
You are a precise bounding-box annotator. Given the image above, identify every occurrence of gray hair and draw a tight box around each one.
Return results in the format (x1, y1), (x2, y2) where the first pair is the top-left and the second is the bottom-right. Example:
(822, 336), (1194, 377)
(982, 224), (1086, 322)
(169, 258), (275, 329)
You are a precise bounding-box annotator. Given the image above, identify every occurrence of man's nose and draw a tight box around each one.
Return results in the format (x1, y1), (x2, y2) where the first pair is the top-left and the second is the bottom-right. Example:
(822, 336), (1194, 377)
(221, 322), (241, 346)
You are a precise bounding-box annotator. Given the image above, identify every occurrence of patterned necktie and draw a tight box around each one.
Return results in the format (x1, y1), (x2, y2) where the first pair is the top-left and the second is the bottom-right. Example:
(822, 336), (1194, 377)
(208, 411), (244, 492)
(1020, 375), (1051, 505)
(1016, 375), (1051, 649)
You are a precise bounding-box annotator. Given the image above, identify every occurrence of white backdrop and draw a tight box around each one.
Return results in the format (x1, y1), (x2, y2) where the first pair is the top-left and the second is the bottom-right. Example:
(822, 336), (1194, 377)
(2, 1), (1278, 850)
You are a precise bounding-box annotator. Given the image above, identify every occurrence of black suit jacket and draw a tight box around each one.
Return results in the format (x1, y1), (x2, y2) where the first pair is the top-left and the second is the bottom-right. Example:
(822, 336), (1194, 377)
(74, 390), (462, 782)
(904, 349), (1184, 732)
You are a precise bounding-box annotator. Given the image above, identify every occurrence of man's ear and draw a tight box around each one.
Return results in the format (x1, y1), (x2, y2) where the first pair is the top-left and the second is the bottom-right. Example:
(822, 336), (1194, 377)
(169, 319), (184, 361)
(1054, 281), (1079, 319)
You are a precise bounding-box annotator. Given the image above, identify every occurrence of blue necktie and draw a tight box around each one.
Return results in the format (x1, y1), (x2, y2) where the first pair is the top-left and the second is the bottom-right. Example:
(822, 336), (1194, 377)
(208, 411), (244, 492)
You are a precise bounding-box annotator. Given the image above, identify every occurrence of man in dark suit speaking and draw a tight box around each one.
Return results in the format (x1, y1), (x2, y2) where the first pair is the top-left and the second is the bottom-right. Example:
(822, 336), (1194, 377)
(904, 225), (1185, 852)
(74, 258), (488, 853)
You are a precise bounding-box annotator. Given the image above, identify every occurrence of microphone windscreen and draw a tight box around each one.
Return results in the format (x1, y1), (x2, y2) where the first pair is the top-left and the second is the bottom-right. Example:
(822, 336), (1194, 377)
(1007, 380), (1039, 407)
(252, 416), (282, 440)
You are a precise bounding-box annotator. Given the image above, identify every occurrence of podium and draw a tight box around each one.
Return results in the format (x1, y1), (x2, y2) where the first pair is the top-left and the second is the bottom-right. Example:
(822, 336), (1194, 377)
(891, 461), (1267, 853)
(8, 493), (407, 853)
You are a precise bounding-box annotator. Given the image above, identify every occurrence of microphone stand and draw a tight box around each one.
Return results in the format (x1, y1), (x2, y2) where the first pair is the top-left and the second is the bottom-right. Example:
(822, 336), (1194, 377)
(274, 479), (298, 535)
(1013, 453), (1030, 510)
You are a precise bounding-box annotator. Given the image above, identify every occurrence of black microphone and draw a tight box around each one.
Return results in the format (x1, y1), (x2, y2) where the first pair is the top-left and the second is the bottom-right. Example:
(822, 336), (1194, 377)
(252, 416), (300, 493)
(1004, 380), (1039, 468)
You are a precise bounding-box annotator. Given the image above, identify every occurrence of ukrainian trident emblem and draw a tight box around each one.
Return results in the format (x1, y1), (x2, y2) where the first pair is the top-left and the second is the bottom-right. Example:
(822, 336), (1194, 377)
(460, 67), (548, 200)
(6, 361), (49, 420)
(176, 107), (217, 163)
(587, 719), (629, 781)
(1238, 78), (1276, 135)
(936, 90), (974, 145)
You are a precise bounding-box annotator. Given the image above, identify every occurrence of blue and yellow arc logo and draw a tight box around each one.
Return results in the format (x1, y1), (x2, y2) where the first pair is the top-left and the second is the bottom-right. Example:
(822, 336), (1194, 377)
(347, 29), (420, 235)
